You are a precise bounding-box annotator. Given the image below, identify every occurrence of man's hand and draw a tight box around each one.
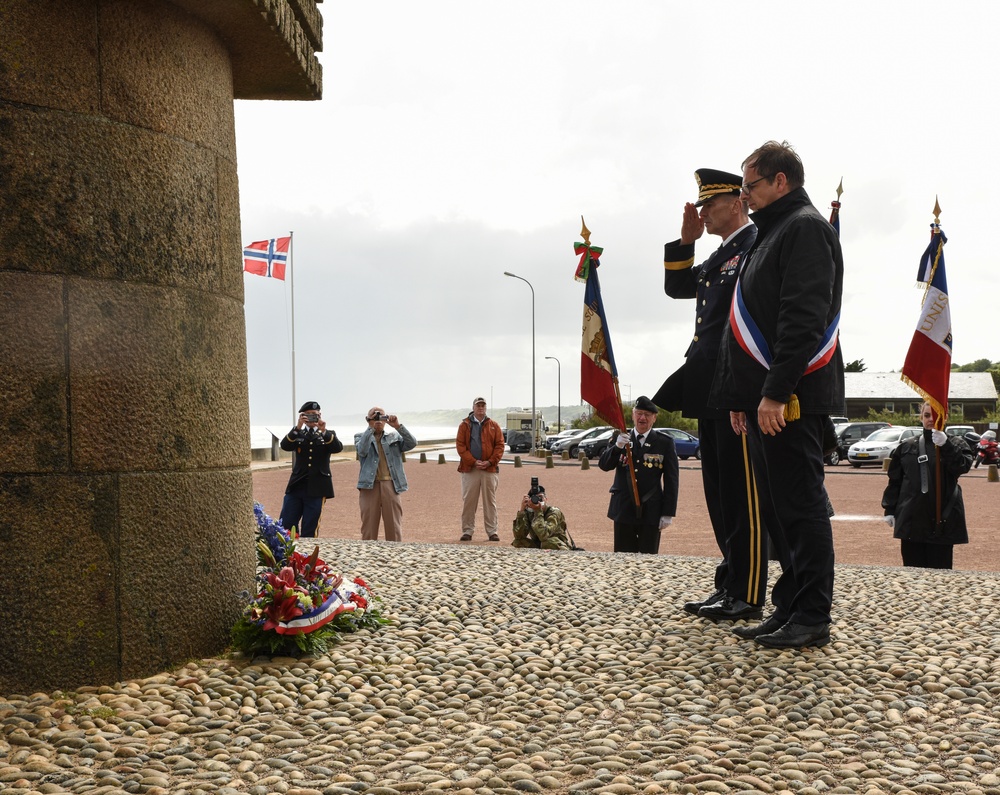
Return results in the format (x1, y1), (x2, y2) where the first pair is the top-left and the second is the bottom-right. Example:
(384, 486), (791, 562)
(296, 413), (308, 430)
(386, 414), (400, 429)
(475, 460), (490, 470)
(758, 397), (786, 436)
(520, 495), (533, 512)
(884, 515), (895, 528)
(679, 202), (704, 245)
(658, 516), (672, 530)
(615, 432), (630, 449)
(730, 411), (747, 435)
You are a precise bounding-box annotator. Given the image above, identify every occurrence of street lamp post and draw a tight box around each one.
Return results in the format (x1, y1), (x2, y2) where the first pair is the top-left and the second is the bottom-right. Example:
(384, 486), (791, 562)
(545, 356), (561, 431)
(503, 271), (536, 454)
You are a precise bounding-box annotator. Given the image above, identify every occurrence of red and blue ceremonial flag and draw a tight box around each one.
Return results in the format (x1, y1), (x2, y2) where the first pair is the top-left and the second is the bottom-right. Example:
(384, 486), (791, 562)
(901, 220), (951, 424)
(575, 227), (627, 431)
(243, 236), (290, 280)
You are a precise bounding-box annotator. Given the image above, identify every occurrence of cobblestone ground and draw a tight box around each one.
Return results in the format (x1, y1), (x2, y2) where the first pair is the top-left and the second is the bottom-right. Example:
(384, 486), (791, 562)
(3, 454), (999, 795)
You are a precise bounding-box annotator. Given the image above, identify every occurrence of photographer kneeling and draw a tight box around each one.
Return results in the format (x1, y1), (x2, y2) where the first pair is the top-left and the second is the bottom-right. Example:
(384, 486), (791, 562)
(511, 479), (578, 551)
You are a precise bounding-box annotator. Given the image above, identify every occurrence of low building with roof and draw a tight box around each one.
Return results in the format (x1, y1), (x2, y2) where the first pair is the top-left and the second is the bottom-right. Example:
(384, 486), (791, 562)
(844, 372), (997, 421)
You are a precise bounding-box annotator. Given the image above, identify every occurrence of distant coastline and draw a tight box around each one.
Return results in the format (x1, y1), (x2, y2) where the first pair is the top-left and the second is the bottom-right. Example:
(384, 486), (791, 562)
(251, 404), (590, 435)
(249, 405), (591, 453)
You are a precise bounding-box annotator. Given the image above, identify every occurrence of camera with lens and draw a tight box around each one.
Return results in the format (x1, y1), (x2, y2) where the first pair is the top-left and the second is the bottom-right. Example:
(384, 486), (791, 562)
(370, 412), (387, 422)
(303, 412), (320, 423)
(528, 476), (545, 505)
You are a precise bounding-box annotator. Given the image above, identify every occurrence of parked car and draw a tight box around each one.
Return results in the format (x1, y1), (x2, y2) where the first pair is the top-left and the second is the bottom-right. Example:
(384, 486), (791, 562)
(829, 421), (891, 465)
(579, 428), (616, 459)
(945, 425), (978, 453)
(544, 427), (587, 450)
(662, 428), (701, 460)
(552, 426), (610, 457)
(847, 426), (921, 467)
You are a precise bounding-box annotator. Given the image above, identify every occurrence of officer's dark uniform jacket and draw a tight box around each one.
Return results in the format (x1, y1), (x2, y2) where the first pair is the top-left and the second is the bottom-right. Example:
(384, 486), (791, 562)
(654, 224), (757, 418)
(280, 427), (344, 498)
(598, 429), (678, 525)
(710, 187), (845, 415)
(882, 434), (972, 545)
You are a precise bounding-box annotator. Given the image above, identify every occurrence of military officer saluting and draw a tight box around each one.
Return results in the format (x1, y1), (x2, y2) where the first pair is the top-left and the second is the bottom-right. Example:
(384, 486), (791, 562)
(653, 168), (768, 622)
(279, 400), (343, 538)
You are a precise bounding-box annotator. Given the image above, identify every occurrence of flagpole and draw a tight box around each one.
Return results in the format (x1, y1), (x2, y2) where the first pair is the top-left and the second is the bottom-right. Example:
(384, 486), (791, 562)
(289, 230), (296, 423)
(931, 201), (943, 526)
(612, 377), (642, 511)
(829, 178), (843, 228)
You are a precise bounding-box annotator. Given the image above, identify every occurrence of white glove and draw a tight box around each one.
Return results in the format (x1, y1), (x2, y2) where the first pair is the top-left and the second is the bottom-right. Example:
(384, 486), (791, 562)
(659, 516), (673, 530)
(884, 515), (895, 528)
(615, 432), (630, 448)
(931, 429), (947, 447)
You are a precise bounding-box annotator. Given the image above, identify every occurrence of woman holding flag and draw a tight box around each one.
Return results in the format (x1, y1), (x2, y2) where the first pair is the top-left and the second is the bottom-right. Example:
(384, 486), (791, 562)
(882, 402), (972, 569)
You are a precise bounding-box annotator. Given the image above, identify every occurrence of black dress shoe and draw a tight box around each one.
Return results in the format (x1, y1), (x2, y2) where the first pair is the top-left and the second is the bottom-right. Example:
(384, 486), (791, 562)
(755, 621), (831, 649)
(698, 597), (763, 622)
(683, 590), (724, 616)
(732, 614), (784, 639)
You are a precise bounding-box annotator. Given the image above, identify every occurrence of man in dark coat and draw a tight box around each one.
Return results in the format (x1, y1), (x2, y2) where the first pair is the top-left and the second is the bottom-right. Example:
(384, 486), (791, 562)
(654, 168), (766, 622)
(882, 402), (972, 569)
(710, 140), (845, 649)
(279, 400), (343, 537)
(598, 395), (679, 554)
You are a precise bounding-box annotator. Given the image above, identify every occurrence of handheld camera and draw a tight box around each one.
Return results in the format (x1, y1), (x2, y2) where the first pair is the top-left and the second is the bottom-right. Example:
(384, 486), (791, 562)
(528, 477), (545, 505)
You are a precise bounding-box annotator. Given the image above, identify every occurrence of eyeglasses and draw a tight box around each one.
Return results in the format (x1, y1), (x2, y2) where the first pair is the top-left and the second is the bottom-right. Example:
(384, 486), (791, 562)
(741, 175), (767, 195)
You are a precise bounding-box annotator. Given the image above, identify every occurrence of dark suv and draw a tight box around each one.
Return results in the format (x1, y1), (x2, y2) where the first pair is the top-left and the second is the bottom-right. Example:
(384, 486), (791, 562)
(828, 421), (890, 465)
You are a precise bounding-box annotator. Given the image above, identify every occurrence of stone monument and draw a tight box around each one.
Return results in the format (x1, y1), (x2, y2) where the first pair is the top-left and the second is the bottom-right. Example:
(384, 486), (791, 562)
(0, 0), (323, 691)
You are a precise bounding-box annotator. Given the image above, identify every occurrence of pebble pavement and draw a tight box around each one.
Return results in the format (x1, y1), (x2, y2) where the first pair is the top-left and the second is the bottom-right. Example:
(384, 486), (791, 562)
(3, 540), (1000, 795)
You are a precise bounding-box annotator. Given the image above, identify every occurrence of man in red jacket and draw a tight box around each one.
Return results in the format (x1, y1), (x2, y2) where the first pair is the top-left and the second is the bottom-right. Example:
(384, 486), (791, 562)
(456, 397), (505, 541)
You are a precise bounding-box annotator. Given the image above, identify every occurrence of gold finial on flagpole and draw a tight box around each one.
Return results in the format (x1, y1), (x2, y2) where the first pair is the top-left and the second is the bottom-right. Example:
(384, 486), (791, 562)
(580, 216), (591, 246)
(836, 178), (844, 201)
(933, 196), (942, 225)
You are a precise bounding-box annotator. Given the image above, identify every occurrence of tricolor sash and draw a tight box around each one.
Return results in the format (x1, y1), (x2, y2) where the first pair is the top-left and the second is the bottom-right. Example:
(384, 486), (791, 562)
(730, 279), (839, 375)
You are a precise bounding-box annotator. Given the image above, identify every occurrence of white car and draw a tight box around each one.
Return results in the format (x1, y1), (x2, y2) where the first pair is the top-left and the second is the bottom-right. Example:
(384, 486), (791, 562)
(847, 426), (922, 467)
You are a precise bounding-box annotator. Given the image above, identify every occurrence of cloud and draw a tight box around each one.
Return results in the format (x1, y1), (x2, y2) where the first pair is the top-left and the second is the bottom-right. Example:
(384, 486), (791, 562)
(238, 0), (1000, 424)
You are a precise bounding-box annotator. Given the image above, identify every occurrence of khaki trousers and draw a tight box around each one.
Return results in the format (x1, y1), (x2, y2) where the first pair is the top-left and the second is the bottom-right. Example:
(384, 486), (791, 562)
(359, 480), (403, 541)
(460, 469), (500, 537)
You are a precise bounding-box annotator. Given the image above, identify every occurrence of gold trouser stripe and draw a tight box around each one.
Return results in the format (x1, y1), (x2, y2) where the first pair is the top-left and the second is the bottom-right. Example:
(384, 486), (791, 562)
(741, 433), (764, 600)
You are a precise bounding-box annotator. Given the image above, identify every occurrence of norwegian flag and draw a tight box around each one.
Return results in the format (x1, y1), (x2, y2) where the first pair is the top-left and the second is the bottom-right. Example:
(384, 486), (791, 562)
(243, 236), (290, 280)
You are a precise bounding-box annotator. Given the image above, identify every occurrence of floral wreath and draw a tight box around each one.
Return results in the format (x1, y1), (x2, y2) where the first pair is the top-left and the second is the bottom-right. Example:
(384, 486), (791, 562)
(232, 503), (386, 656)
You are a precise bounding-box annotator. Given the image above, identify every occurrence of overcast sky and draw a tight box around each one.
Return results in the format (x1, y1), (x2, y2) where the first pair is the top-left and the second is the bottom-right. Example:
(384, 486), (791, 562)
(236, 0), (998, 426)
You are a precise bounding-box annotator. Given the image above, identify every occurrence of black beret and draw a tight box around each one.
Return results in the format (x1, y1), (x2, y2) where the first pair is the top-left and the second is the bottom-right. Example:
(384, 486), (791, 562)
(299, 401), (321, 412)
(634, 395), (658, 413)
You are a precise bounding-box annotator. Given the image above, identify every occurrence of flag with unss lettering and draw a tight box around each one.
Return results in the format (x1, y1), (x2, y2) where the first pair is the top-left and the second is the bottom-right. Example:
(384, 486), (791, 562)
(243, 236), (290, 280)
(901, 223), (951, 423)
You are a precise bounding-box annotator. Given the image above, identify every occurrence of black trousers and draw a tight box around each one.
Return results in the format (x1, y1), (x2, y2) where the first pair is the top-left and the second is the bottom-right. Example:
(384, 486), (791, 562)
(280, 483), (326, 538)
(699, 418), (768, 605)
(746, 413), (834, 626)
(613, 520), (661, 554)
(900, 540), (954, 569)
